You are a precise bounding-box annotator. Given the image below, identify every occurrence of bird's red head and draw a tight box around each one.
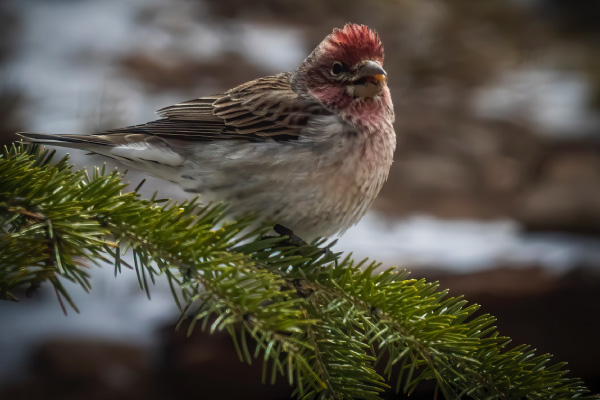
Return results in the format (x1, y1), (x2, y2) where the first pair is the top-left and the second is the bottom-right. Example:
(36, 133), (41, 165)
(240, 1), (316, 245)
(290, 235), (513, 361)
(295, 23), (391, 123)
(323, 23), (384, 67)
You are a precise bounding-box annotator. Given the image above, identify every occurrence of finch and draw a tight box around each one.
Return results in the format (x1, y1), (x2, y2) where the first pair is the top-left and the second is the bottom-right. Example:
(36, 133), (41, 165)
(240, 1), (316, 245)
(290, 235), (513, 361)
(19, 23), (396, 240)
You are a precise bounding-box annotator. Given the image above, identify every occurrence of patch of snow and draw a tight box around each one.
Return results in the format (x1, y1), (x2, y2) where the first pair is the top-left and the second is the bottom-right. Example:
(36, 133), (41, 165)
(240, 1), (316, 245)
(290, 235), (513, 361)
(336, 213), (600, 272)
(5, 0), (307, 134)
(0, 259), (178, 383)
(473, 68), (600, 137)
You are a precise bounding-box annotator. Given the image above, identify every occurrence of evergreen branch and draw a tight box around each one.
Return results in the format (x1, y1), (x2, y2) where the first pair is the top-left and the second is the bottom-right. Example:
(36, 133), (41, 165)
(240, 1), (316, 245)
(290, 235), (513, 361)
(237, 239), (596, 399)
(0, 144), (597, 400)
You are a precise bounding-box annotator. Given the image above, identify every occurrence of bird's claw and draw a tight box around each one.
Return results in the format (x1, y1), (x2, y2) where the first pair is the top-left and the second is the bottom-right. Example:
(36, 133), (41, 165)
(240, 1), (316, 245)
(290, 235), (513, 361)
(273, 224), (308, 247)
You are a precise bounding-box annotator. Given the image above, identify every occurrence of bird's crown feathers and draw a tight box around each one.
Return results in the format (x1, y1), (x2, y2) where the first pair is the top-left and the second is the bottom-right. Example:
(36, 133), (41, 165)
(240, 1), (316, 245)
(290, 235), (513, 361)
(322, 23), (384, 66)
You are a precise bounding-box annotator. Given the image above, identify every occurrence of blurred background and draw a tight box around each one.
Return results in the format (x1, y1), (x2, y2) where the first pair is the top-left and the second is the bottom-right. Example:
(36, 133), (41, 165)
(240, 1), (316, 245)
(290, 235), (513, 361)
(1, 0), (599, 398)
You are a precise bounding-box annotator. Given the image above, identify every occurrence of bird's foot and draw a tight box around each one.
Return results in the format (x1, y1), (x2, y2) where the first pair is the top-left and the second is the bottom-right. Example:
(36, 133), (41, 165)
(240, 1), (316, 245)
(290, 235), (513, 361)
(273, 224), (307, 247)
(272, 224), (337, 260)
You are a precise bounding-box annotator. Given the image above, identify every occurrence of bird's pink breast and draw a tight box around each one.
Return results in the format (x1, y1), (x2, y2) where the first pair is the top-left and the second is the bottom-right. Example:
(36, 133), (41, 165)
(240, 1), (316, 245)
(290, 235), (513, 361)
(341, 88), (394, 131)
(309, 85), (393, 131)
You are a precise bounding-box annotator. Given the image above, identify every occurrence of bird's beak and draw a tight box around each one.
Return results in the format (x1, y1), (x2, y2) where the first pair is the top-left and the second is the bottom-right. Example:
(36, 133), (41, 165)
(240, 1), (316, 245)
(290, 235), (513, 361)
(350, 60), (387, 98)
(356, 60), (387, 84)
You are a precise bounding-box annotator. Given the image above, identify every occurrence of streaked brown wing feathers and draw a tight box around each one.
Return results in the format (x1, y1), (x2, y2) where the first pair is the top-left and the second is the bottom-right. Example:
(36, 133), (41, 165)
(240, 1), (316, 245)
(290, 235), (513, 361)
(156, 96), (221, 121)
(101, 73), (328, 142)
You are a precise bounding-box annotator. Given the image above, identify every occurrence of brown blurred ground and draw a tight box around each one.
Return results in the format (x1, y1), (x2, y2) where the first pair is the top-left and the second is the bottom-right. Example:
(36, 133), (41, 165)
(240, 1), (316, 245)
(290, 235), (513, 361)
(1, 0), (600, 398)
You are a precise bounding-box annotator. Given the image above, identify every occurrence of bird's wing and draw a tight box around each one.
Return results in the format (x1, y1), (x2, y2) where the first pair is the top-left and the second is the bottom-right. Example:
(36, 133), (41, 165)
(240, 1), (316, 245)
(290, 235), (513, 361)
(99, 72), (329, 143)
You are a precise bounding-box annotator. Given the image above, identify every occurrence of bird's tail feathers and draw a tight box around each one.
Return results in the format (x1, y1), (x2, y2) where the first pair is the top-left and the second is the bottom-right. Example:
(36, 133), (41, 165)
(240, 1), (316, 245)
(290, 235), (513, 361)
(17, 132), (113, 147)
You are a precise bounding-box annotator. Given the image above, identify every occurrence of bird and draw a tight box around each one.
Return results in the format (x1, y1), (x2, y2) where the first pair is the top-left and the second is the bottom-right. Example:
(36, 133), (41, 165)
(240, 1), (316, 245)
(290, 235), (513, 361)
(19, 23), (396, 241)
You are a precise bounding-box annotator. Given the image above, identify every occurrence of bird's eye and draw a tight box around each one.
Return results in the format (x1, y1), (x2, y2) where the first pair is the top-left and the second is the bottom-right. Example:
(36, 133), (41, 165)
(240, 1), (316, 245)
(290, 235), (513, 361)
(331, 61), (344, 76)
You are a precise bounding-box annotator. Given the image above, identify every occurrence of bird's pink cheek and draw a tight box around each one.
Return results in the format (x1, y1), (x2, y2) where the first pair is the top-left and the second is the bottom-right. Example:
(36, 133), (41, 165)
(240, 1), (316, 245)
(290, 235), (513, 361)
(310, 85), (352, 109)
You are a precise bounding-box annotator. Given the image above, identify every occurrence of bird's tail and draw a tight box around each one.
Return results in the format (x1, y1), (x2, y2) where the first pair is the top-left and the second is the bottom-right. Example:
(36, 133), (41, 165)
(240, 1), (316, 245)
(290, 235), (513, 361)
(16, 132), (185, 183)
(17, 132), (113, 149)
